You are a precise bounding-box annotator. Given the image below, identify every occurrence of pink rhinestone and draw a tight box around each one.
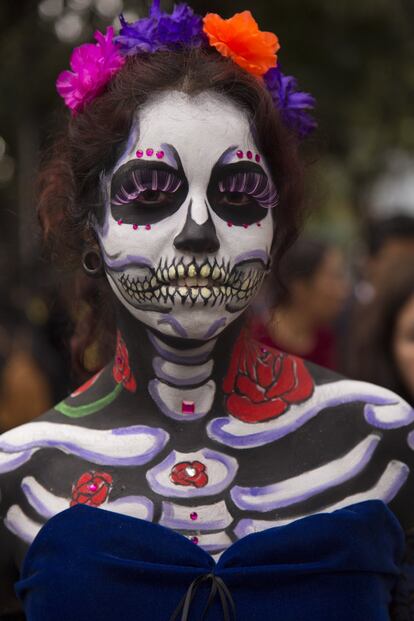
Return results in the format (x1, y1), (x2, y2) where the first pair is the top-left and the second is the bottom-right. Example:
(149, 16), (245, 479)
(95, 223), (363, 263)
(257, 222), (262, 227)
(182, 400), (195, 415)
(156, 150), (165, 159)
(227, 222), (233, 227)
(190, 512), (198, 521)
(255, 154), (261, 162)
(136, 150), (143, 158)
(133, 224), (138, 230)
(145, 224), (151, 230)
(191, 536), (199, 544)
(146, 148), (154, 156)
(236, 150), (243, 159)
(246, 150), (253, 159)
(88, 484), (98, 491)
(117, 219), (123, 226)
(242, 223), (249, 229)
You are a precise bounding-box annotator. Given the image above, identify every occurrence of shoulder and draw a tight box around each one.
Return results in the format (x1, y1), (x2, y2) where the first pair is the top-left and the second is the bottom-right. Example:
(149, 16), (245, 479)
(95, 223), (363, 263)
(224, 336), (414, 429)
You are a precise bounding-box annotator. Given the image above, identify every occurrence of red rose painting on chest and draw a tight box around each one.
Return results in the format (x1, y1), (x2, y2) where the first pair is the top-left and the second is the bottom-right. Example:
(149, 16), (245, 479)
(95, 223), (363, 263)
(223, 335), (314, 422)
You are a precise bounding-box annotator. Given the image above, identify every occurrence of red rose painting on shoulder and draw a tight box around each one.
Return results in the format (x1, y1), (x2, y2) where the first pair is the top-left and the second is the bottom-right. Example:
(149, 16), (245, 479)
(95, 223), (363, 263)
(223, 335), (314, 423)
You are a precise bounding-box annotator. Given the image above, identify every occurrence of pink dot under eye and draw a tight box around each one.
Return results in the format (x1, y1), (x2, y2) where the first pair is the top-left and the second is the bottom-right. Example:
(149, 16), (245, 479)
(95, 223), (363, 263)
(145, 224), (151, 230)
(246, 150), (253, 159)
(133, 224), (138, 230)
(255, 154), (261, 162)
(156, 150), (164, 159)
(136, 150), (143, 158)
(146, 148), (154, 156)
(236, 150), (243, 159)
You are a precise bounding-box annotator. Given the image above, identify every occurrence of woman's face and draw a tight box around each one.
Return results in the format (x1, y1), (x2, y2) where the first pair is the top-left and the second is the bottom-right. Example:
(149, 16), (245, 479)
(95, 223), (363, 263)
(96, 90), (276, 340)
(393, 293), (414, 400)
(295, 248), (349, 325)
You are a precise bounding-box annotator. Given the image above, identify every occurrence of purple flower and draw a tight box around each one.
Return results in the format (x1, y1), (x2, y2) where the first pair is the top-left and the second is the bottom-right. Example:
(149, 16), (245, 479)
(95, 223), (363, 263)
(56, 26), (125, 114)
(264, 67), (317, 138)
(115, 0), (205, 55)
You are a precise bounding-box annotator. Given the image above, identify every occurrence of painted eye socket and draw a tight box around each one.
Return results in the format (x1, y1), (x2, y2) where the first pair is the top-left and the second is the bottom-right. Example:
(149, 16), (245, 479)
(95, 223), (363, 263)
(110, 164), (188, 225)
(218, 191), (251, 207)
(207, 165), (278, 226)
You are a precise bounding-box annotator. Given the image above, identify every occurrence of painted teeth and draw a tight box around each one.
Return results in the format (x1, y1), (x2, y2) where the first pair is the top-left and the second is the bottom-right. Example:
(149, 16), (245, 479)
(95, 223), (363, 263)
(212, 266), (221, 280)
(188, 264), (197, 278)
(168, 266), (176, 280)
(200, 264), (211, 278)
(200, 287), (212, 299)
(177, 264), (185, 277)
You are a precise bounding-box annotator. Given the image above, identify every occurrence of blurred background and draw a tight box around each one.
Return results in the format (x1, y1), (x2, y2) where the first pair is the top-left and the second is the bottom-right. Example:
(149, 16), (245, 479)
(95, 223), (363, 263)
(0, 0), (414, 430)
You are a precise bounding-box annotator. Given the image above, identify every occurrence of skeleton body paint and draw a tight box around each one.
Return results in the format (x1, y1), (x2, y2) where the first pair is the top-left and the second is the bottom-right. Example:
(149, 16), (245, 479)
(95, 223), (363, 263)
(1, 90), (414, 616)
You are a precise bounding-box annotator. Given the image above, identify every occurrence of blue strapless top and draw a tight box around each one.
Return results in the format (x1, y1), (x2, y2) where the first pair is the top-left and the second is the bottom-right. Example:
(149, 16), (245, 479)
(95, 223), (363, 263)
(16, 500), (404, 621)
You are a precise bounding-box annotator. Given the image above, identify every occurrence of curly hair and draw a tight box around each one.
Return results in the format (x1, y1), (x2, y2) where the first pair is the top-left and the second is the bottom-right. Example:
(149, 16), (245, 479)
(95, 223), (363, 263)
(37, 45), (307, 377)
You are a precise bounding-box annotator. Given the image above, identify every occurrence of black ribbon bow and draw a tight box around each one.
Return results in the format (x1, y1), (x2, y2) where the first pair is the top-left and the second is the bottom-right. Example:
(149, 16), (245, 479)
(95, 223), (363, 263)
(169, 572), (236, 621)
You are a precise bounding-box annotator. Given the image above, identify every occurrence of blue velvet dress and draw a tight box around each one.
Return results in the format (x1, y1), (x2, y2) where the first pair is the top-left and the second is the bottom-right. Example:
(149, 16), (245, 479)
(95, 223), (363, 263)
(16, 500), (404, 621)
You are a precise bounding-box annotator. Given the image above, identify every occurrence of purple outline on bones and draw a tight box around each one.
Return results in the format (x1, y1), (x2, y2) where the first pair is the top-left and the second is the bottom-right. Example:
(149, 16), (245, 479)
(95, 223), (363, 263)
(230, 434), (381, 512)
(147, 330), (215, 364)
(21, 477), (67, 519)
(208, 381), (414, 449)
(196, 533), (232, 553)
(146, 448), (238, 498)
(4, 505), (42, 545)
(233, 460), (410, 539)
(0, 449), (36, 473)
(233, 249), (269, 266)
(0, 424), (169, 466)
(152, 356), (213, 387)
(22, 473), (154, 522)
(159, 500), (233, 531)
(202, 318), (227, 340)
(157, 315), (188, 338)
(148, 379), (213, 421)
(103, 495), (154, 520)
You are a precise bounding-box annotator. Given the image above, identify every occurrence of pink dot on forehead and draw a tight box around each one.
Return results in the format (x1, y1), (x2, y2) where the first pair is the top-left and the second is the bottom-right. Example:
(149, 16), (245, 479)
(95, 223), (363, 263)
(133, 224), (138, 230)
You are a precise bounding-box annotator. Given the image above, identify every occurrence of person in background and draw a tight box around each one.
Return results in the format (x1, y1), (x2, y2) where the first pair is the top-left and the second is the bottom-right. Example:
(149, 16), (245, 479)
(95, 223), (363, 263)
(349, 263), (414, 406)
(356, 214), (414, 305)
(253, 236), (349, 370)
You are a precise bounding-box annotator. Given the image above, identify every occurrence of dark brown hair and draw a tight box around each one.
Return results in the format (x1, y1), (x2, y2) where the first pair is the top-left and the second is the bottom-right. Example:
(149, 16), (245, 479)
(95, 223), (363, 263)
(37, 46), (306, 376)
(349, 263), (414, 403)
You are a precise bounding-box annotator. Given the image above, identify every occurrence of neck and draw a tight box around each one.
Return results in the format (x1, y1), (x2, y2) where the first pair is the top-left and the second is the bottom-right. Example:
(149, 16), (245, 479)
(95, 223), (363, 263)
(114, 302), (245, 421)
(268, 304), (316, 355)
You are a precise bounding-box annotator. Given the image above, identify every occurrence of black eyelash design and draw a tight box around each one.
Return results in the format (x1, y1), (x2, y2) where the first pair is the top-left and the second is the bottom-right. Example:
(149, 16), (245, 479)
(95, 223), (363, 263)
(112, 169), (182, 206)
(218, 172), (278, 209)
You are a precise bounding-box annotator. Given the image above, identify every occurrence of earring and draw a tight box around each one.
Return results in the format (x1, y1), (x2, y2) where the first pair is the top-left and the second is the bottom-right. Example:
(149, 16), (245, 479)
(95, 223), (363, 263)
(82, 248), (103, 278)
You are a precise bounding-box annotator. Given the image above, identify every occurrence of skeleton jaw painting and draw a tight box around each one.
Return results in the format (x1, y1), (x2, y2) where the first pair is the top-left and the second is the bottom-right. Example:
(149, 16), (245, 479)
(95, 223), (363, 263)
(97, 91), (275, 340)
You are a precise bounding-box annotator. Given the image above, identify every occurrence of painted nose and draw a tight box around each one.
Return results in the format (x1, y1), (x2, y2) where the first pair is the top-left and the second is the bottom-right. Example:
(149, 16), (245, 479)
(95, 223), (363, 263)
(174, 200), (220, 254)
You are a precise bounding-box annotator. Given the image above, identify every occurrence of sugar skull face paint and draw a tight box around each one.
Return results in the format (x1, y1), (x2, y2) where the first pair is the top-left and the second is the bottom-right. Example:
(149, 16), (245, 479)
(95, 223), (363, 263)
(96, 91), (276, 339)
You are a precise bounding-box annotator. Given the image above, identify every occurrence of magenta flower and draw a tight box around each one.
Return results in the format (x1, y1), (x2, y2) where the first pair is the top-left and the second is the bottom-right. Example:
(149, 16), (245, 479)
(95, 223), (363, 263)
(56, 26), (126, 114)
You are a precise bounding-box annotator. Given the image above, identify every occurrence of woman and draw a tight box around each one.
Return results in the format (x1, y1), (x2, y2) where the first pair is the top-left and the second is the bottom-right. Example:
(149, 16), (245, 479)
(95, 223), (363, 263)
(350, 263), (414, 406)
(254, 236), (349, 370)
(0, 3), (413, 620)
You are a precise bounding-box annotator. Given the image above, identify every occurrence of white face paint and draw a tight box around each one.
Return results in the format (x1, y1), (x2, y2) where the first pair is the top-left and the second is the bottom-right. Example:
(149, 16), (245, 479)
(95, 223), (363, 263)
(96, 91), (277, 340)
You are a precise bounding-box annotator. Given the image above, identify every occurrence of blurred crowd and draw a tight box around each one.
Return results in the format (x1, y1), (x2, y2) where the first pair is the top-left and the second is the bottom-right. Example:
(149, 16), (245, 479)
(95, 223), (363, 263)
(1, 212), (414, 432)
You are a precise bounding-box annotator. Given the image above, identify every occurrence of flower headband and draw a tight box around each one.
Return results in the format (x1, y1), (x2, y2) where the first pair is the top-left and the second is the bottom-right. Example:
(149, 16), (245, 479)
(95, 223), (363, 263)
(56, 0), (316, 138)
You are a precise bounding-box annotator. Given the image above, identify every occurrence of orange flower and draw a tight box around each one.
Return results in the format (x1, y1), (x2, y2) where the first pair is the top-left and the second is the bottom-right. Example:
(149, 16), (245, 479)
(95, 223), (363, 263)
(203, 11), (280, 77)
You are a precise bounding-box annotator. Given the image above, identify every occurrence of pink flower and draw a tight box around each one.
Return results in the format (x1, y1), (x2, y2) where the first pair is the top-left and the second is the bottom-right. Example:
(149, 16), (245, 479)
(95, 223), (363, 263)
(56, 26), (125, 114)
